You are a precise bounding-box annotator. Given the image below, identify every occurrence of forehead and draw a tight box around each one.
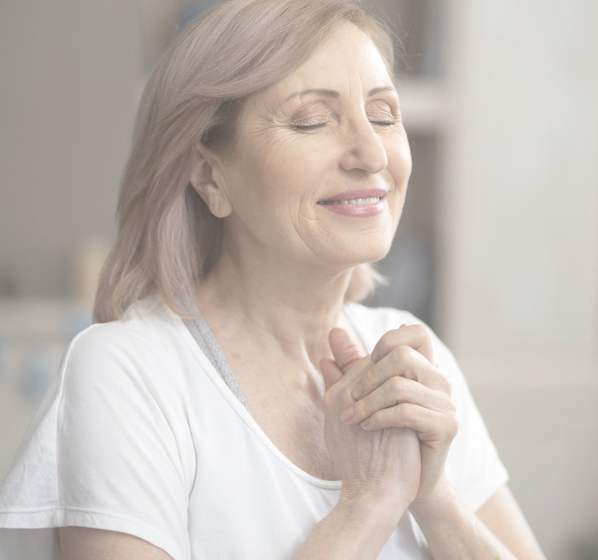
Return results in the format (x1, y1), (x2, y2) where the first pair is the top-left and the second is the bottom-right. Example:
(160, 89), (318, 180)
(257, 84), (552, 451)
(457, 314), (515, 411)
(249, 23), (394, 110)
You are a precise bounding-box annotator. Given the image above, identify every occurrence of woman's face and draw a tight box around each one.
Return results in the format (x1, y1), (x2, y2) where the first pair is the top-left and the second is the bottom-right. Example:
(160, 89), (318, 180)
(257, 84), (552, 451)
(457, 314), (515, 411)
(213, 23), (412, 271)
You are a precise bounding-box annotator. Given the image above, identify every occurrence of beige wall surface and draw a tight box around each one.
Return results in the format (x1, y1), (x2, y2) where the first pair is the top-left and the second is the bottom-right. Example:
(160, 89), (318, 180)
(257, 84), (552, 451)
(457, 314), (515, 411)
(0, 0), (141, 296)
(442, 0), (598, 361)
(440, 0), (598, 556)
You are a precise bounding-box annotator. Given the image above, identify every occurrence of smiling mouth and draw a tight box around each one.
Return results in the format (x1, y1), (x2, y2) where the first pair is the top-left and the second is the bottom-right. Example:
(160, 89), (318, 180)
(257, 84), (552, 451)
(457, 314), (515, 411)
(317, 197), (382, 206)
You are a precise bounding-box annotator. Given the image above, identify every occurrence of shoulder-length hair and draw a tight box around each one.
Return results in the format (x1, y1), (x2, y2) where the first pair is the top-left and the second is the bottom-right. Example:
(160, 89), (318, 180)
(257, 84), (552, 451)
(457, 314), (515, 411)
(94, 0), (393, 323)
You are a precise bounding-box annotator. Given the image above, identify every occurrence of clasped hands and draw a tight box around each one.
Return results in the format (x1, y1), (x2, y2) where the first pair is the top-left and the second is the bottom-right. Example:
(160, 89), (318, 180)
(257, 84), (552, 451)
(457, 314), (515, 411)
(320, 324), (458, 513)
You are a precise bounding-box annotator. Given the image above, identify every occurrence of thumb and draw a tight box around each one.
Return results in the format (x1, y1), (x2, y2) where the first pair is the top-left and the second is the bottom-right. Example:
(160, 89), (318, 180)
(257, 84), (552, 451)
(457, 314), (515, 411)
(329, 328), (363, 374)
(320, 358), (343, 391)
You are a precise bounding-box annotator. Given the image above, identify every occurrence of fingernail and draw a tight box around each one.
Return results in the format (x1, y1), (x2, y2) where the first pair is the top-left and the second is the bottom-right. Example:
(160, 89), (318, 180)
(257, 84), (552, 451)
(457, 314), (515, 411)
(340, 406), (355, 422)
(361, 417), (370, 428)
(351, 382), (364, 400)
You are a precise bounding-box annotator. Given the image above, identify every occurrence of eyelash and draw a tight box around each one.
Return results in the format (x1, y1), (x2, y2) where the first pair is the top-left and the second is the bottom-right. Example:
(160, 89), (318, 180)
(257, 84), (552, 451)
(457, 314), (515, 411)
(291, 123), (327, 130)
(291, 119), (395, 131)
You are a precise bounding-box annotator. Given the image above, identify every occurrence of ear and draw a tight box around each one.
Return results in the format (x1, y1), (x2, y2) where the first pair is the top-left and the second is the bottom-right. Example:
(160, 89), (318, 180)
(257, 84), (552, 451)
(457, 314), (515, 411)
(189, 145), (233, 218)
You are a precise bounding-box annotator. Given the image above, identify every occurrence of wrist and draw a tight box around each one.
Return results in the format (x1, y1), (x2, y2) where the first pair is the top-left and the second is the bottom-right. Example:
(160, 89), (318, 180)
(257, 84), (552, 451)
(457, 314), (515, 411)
(337, 487), (410, 529)
(332, 493), (407, 552)
(293, 494), (409, 560)
(409, 476), (456, 522)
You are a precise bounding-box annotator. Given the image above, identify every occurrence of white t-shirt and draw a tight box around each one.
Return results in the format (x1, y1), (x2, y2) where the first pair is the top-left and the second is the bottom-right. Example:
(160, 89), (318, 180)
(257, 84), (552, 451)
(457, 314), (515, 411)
(0, 302), (508, 560)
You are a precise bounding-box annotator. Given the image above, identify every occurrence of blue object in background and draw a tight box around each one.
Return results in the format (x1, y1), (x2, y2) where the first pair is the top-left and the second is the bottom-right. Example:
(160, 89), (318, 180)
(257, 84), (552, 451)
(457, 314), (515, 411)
(179, 1), (223, 30)
(63, 310), (93, 342)
(22, 349), (54, 402)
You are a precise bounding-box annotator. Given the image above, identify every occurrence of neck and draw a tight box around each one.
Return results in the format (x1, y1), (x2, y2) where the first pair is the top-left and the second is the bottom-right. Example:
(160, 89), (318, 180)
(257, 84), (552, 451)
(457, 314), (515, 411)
(195, 243), (356, 367)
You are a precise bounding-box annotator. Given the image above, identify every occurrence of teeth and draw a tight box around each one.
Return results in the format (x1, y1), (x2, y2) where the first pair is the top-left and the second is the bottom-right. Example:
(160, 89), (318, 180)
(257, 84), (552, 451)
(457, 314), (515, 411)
(319, 197), (381, 205)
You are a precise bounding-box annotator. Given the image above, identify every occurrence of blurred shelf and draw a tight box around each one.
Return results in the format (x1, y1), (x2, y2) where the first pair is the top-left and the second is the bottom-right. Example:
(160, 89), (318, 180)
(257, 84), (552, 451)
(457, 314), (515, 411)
(0, 298), (91, 341)
(397, 79), (448, 133)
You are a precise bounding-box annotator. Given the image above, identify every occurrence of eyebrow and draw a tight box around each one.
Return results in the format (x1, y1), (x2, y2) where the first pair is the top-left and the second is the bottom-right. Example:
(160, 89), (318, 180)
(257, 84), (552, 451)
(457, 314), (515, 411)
(282, 86), (396, 103)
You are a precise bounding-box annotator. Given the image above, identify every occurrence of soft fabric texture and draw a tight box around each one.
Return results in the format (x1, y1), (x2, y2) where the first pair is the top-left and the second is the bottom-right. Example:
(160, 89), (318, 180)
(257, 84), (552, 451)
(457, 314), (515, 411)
(0, 303), (508, 560)
(182, 315), (250, 412)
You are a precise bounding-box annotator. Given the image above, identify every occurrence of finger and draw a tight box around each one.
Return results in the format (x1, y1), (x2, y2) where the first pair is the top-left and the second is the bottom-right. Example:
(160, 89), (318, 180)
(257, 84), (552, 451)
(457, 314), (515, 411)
(341, 376), (455, 425)
(320, 358), (343, 391)
(360, 403), (459, 446)
(328, 328), (364, 374)
(371, 324), (435, 365)
(352, 345), (451, 401)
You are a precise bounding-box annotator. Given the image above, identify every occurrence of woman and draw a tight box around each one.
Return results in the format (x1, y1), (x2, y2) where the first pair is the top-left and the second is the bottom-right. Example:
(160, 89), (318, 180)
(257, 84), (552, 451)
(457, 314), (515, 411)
(0, 0), (546, 558)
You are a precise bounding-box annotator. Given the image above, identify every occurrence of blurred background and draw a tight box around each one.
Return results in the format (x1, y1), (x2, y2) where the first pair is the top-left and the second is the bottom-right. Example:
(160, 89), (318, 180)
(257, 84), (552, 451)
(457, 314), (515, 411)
(0, 0), (597, 557)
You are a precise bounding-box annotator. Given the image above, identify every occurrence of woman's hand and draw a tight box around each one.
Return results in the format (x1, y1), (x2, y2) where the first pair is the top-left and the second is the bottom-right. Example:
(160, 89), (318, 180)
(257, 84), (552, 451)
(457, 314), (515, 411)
(338, 324), (459, 506)
(320, 329), (421, 515)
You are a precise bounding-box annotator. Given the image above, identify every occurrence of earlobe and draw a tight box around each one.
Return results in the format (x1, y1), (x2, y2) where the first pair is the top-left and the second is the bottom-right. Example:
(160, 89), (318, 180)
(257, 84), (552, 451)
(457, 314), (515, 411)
(189, 147), (233, 218)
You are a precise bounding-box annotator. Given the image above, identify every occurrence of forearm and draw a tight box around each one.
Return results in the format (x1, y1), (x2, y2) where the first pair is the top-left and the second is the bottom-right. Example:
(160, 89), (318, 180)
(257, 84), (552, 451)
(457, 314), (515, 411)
(410, 483), (517, 560)
(292, 495), (406, 560)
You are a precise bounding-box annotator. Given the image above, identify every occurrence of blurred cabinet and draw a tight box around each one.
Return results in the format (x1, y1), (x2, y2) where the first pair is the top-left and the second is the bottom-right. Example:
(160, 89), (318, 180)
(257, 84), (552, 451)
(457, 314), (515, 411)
(368, 0), (446, 78)
(370, 2), (598, 559)
(0, 300), (90, 480)
(365, 0), (448, 331)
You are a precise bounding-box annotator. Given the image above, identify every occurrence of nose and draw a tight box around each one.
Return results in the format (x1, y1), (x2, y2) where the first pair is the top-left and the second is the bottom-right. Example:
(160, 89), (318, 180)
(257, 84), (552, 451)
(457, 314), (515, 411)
(339, 117), (388, 175)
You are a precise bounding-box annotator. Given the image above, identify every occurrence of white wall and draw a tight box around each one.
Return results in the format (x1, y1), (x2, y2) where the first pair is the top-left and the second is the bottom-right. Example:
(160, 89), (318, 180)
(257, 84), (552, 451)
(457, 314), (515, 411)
(439, 0), (598, 556)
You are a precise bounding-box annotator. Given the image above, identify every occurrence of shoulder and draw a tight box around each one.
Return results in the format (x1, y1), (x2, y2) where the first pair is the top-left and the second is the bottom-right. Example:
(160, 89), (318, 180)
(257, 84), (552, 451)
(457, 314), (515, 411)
(70, 300), (183, 361)
(61, 302), (190, 401)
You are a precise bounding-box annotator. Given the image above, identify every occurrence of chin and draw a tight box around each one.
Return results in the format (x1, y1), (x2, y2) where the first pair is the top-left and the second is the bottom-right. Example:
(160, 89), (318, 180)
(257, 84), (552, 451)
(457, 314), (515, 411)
(322, 236), (393, 269)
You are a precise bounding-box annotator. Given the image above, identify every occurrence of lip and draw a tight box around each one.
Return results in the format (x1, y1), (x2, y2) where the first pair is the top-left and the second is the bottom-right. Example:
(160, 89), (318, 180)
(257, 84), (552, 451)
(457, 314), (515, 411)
(317, 188), (387, 218)
(316, 188), (387, 217)
(318, 188), (387, 202)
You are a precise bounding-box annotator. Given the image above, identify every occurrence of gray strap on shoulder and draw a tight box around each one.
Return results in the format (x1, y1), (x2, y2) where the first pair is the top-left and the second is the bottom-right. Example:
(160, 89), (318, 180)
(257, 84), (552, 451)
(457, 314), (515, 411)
(183, 305), (366, 416)
(182, 315), (250, 413)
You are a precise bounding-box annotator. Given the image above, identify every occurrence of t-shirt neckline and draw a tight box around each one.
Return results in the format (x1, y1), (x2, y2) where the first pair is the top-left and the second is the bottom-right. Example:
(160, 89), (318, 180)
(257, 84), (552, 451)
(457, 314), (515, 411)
(168, 304), (373, 489)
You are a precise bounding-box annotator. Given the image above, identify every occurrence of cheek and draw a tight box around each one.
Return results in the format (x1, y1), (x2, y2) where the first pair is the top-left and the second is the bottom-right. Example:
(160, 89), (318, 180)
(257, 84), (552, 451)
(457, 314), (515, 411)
(244, 138), (329, 214)
(388, 141), (412, 196)
(389, 135), (412, 181)
(224, 142), (324, 240)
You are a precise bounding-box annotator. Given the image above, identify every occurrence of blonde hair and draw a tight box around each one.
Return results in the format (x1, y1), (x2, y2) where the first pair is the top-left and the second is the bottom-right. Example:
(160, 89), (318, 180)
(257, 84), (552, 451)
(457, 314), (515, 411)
(94, 0), (392, 323)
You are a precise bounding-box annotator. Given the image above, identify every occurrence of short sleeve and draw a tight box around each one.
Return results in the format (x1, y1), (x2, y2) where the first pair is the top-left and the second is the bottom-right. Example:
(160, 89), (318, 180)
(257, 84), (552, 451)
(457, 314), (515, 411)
(435, 338), (509, 511)
(0, 322), (193, 560)
(345, 304), (509, 512)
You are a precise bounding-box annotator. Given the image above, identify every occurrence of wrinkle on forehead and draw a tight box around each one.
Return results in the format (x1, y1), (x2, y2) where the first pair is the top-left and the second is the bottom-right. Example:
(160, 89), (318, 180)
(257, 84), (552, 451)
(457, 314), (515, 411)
(250, 23), (394, 116)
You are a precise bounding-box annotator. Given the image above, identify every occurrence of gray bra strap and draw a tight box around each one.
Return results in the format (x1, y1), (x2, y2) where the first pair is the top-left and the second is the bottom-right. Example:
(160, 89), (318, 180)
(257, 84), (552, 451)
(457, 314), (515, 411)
(182, 315), (250, 413)
(183, 306), (367, 415)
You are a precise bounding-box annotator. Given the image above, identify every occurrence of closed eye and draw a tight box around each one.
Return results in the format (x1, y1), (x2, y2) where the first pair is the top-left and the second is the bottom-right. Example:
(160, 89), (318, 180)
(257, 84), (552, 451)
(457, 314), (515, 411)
(370, 120), (395, 126)
(291, 122), (327, 130)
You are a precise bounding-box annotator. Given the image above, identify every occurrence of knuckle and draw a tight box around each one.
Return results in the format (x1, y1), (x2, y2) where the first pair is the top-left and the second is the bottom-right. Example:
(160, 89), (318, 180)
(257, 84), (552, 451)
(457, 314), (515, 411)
(446, 416), (459, 439)
(412, 323), (428, 340)
(439, 372), (452, 395)
(391, 345), (411, 365)
(389, 375), (406, 395)
(376, 330), (396, 354)
(324, 388), (337, 405)
(398, 345), (411, 360)
(354, 398), (369, 419)
(446, 399), (457, 415)
(444, 396), (457, 415)
(388, 347), (401, 366)
(365, 366), (378, 387)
